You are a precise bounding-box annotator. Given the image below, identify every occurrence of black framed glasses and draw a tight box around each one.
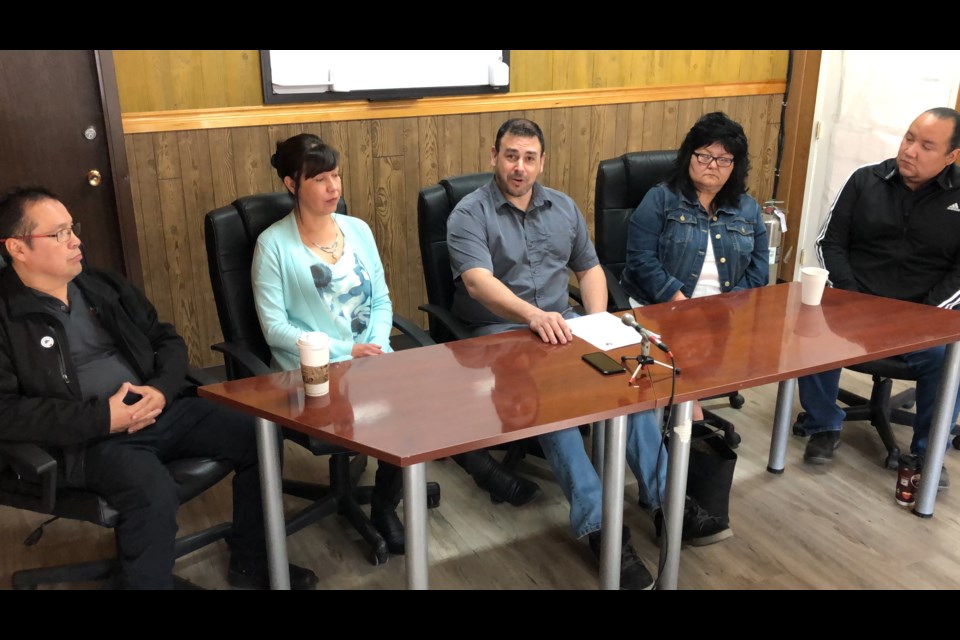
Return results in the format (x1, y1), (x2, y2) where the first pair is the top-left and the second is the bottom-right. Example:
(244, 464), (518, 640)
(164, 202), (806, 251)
(17, 222), (81, 244)
(692, 152), (734, 168)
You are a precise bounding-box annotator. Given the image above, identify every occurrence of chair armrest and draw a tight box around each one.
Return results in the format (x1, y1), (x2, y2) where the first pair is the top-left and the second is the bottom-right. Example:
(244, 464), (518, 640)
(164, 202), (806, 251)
(0, 442), (57, 513)
(186, 365), (222, 387)
(211, 341), (272, 378)
(568, 283), (583, 306)
(417, 303), (473, 341)
(392, 314), (435, 347)
(603, 265), (632, 312)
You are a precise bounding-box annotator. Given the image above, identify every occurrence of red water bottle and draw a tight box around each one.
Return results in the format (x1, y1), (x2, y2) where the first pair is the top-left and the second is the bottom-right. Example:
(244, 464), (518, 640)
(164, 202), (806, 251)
(895, 454), (921, 507)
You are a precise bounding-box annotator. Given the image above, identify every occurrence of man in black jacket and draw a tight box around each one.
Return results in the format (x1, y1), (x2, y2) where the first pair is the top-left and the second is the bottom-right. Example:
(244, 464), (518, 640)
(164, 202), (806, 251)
(799, 108), (960, 481)
(0, 187), (317, 589)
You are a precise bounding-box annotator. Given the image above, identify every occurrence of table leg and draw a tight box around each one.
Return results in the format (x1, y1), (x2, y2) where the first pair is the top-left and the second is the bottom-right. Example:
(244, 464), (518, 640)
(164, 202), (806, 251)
(599, 415), (627, 590)
(255, 417), (290, 590)
(914, 342), (960, 518)
(658, 400), (693, 590)
(767, 378), (796, 473)
(403, 463), (428, 589)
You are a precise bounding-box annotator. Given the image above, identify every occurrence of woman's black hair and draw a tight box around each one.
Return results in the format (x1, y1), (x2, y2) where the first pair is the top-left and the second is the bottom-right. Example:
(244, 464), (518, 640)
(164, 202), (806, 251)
(271, 133), (340, 205)
(668, 112), (750, 210)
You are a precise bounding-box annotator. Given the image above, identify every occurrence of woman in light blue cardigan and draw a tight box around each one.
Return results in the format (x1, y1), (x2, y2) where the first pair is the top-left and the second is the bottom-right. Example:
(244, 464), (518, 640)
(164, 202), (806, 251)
(252, 134), (539, 557)
(252, 134), (407, 555)
(252, 195), (393, 368)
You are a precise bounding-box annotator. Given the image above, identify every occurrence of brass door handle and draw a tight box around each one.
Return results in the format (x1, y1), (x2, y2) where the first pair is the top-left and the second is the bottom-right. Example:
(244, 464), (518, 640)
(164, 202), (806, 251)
(87, 169), (102, 187)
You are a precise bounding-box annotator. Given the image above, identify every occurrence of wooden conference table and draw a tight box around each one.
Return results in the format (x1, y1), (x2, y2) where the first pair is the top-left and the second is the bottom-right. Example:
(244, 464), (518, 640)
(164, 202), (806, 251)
(199, 282), (960, 589)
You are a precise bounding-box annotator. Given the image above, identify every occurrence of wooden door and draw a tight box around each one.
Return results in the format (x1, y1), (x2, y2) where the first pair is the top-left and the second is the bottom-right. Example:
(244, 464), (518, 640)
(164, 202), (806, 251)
(0, 50), (136, 278)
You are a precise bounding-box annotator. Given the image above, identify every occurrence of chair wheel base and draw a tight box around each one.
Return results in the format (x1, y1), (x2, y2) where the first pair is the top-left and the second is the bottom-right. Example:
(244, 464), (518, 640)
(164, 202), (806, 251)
(426, 481), (441, 509)
(725, 431), (742, 448)
(729, 394), (745, 409)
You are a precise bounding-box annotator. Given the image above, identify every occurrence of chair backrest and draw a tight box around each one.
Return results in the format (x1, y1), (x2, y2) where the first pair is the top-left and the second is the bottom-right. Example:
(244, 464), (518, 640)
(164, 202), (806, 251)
(594, 150), (677, 282)
(417, 172), (492, 342)
(204, 191), (347, 376)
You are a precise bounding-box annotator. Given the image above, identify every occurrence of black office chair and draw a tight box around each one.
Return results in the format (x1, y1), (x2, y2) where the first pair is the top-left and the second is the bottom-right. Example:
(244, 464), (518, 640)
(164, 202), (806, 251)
(595, 150), (745, 447)
(595, 150), (679, 311)
(417, 172), (492, 344)
(204, 191), (439, 566)
(791, 359), (960, 469)
(0, 369), (233, 590)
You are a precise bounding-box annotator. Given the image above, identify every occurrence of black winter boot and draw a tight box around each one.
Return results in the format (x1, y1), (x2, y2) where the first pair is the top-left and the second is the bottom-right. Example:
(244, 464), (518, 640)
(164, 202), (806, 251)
(371, 462), (405, 555)
(453, 450), (540, 506)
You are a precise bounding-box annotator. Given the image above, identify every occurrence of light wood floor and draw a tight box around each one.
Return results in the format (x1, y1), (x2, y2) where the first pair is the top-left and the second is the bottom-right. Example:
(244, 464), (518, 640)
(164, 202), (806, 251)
(3, 370), (959, 590)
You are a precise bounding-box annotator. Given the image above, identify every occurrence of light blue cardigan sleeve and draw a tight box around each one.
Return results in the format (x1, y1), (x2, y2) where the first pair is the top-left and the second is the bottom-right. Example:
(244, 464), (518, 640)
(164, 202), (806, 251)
(251, 212), (393, 370)
(350, 219), (395, 354)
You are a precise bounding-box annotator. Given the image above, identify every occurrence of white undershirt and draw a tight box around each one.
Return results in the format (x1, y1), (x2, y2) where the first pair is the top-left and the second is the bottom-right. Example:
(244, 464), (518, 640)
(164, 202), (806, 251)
(692, 236), (721, 298)
(628, 231), (724, 308)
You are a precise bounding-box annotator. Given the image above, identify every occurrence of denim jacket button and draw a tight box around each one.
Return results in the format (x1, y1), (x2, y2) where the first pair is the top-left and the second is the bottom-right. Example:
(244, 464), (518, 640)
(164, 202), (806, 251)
(715, 233), (721, 239)
(720, 257), (727, 263)
(724, 281), (730, 287)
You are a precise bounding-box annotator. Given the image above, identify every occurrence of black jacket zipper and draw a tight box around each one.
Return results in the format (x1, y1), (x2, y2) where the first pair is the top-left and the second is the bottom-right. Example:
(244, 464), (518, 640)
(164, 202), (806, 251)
(48, 323), (70, 386)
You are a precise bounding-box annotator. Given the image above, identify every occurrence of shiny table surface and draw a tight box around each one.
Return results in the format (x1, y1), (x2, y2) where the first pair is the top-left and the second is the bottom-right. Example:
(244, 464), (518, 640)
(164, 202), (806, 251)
(199, 283), (960, 467)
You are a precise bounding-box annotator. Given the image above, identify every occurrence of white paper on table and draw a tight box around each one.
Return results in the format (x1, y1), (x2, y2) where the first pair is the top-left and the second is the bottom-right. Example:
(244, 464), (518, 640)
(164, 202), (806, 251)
(567, 312), (643, 351)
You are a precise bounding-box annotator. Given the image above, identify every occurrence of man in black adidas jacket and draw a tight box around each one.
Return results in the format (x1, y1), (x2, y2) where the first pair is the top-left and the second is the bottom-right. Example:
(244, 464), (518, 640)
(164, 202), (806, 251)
(0, 187), (317, 589)
(799, 108), (960, 480)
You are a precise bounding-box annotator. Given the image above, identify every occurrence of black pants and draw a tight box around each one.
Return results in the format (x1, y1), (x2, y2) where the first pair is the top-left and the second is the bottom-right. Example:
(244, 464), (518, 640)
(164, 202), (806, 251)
(74, 397), (265, 589)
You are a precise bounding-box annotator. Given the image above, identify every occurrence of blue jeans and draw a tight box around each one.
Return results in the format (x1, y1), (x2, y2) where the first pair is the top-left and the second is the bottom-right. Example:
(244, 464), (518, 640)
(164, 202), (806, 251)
(471, 311), (667, 539)
(798, 346), (960, 456)
(538, 410), (666, 539)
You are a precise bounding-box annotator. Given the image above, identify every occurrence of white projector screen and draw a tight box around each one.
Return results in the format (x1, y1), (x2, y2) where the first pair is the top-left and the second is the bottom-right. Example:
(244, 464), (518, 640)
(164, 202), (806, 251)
(261, 50), (510, 104)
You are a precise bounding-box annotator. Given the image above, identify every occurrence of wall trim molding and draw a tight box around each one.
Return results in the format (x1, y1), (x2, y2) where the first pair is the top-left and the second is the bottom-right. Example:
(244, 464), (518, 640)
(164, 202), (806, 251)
(122, 80), (787, 134)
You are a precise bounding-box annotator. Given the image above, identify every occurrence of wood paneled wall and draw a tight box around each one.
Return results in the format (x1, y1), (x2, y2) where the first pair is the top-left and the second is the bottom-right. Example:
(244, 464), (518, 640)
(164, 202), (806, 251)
(511, 50), (788, 92)
(114, 50), (788, 113)
(125, 94), (783, 367)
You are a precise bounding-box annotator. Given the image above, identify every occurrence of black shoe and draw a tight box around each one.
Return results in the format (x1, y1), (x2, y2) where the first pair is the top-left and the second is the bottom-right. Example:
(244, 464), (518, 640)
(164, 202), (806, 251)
(371, 504), (405, 555)
(803, 430), (841, 464)
(486, 471), (540, 506)
(227, 558), (318, 590)
(462, 452), (541, 506)
(588, 527), (654, 590)
(654, 497), (733, 547)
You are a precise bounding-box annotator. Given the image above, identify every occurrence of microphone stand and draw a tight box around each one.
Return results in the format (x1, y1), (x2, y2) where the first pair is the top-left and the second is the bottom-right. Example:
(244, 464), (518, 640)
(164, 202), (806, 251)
(621, 335), (678, 385)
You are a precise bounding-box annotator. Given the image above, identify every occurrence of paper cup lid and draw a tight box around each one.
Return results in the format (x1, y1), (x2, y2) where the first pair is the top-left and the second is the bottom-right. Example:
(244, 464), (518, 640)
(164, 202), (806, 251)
(297, 331), (329, 348)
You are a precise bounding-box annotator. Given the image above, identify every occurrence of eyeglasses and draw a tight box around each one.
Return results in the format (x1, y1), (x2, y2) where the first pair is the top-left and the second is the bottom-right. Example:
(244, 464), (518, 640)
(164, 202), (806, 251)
(692, 152), (734, 168)
(14, 222), (82, 244)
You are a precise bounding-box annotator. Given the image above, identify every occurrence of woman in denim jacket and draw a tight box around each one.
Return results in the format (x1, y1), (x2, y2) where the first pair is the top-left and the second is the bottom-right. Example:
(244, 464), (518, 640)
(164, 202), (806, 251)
(620, 112), (768, 306)
(619, 113), (768, 545)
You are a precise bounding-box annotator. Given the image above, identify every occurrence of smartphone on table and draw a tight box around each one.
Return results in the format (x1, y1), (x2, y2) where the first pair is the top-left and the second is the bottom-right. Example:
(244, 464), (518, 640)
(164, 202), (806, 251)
(582, 351), (626, 375)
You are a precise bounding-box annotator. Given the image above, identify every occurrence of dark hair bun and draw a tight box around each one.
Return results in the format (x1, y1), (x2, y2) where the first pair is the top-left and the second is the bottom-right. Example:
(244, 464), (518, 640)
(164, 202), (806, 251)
(270, 153), (278, 169)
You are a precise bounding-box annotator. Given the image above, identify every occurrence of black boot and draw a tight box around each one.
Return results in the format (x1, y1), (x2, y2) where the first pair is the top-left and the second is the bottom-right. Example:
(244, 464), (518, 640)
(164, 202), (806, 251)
(371, 462), (405, 555)
(453, 450), (540, 507)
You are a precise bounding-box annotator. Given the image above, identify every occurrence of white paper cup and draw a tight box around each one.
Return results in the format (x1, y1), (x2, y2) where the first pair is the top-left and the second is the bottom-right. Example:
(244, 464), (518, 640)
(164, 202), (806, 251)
(297, 331), (330, 396)
(800, 267), (829, 306)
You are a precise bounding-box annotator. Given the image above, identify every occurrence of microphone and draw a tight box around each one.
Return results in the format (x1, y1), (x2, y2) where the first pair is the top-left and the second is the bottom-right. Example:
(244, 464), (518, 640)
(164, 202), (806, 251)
(621, 313), (671, 353)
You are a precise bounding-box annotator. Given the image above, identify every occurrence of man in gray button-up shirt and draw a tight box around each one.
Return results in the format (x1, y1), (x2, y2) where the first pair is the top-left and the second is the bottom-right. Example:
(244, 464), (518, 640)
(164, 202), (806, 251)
(446, 119), (666, 590)
(447, 119), (607, 342)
